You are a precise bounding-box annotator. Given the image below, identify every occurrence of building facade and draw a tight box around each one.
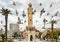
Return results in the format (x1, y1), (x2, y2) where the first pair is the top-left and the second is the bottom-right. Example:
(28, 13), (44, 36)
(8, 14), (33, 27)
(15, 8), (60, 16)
(10, 23), (19, 37)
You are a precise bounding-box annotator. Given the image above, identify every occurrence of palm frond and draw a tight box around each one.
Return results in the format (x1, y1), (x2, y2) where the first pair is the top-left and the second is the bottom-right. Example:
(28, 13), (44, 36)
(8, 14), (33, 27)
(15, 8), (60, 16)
(50, 20), (57, 24)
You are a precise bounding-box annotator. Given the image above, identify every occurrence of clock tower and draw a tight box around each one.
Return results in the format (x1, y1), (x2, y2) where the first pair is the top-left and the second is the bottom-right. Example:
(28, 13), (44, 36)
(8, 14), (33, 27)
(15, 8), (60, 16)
(28, 3), (33, 27)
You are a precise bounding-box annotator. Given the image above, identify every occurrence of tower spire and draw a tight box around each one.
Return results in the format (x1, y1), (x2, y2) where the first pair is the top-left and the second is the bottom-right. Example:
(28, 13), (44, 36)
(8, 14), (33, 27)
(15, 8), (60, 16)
(28, 3), (33, 27)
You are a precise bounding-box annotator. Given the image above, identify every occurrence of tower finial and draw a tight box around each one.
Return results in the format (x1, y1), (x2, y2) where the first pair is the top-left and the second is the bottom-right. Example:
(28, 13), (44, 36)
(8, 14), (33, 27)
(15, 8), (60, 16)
(28, 3), (32, 7)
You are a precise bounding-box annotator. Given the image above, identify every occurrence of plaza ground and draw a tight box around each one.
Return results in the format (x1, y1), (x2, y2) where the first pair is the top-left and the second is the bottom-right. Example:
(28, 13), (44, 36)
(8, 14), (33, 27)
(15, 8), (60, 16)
(13, 39), (60, 42)
(0, 39), (60, 42)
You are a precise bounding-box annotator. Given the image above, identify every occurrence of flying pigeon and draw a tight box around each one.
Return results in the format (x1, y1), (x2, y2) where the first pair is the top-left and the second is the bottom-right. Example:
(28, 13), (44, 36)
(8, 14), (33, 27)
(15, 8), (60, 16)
(41, 8), (45, 13)
(50, 4), (52, 8)
(32, 9), (36, 14)
(47, 12), (49, 15)
(1, 21), (3, 24)
(40, 3), (42, 6)
(18, 17), (20, 22)
(24, 20), (26, 23)
(34, 9), (36, 12)
(36, 20), (38, 22)
(17, 17), (21, 24)
(40, 8), (45, 17)
(16, 10), (18, 16)
(13, 2), (16, 6)
(54, 11), (59, 16)
(22, 11), (26, 18)
(17, 22), (23, 24)
(51, 16), (54, 20)
(42, 26), (45, 29)
(43, 18), (47, 23)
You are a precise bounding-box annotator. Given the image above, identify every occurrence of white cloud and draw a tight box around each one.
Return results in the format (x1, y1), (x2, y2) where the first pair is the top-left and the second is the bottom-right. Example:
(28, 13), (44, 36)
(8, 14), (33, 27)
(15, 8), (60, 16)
(0, 0), (60, 31)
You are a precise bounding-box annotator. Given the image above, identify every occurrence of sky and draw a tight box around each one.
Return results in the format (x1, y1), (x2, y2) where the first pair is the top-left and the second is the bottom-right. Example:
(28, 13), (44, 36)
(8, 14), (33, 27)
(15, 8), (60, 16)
(0, 0), (60, 32)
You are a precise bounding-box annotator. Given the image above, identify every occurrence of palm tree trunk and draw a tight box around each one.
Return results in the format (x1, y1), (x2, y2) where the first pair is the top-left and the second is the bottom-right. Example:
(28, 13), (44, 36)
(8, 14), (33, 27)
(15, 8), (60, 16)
(56, 39), (58, 42)
(5, 14), (8, 41)
(2, 38), (4, 42)
(51, 23), (54, 42)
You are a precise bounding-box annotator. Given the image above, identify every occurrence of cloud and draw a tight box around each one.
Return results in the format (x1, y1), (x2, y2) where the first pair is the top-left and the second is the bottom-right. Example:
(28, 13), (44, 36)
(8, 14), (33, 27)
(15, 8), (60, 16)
(0, 0), (60, 31)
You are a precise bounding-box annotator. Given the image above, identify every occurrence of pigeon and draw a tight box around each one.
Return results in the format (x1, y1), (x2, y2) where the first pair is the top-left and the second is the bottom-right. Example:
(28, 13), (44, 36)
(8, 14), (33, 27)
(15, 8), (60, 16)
(36, 20), (38, 22)
(34, 9), (36, 12)
(43, 18), (47, 23)
(13, 2), (16, 6)
(32, 9), (36, 14)
(40, 3), (42, 6)
(18, 17), (20, 22)
(32, 12), (34, 14)
(1, 21), (3, 24)
(22, 11), (26, 18)
(24, 20), (26, 23)
(54, 11), (59, 16)
(51, 16), (54, 20)
(17, 17), (21, 24)
(42, 26), (45, 29)
(40, 8), (45, 17)
(47, 12), (49, 15)
(17, 22), (23, 24)
(16, 10), (18, 16)
(50, 4), (52, 8)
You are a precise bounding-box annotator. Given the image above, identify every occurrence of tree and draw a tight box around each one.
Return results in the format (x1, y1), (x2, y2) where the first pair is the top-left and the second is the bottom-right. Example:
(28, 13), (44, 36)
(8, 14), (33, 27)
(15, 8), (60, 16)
(0, 7), (11, 42)
(53, 32), (58, 42)
(46, 30), (52, 41)
(39, 32), (42, 39)
(0, 34), (5, 42)
(50, 20), (57, 42)
(12, 32), (20, 38)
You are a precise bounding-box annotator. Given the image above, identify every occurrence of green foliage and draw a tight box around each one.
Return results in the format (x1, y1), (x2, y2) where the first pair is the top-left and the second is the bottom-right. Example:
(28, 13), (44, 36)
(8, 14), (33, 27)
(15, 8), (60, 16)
(0, 7), (11, 15)
(39, 32), (42, 35)
(0, 34), (5, 42)
(46, 30), (52, 38)
(12, 32), (20, 38)
(0, 34), (5, 39)
(53, 33), (58, 39)
(50, 20), (57, 24)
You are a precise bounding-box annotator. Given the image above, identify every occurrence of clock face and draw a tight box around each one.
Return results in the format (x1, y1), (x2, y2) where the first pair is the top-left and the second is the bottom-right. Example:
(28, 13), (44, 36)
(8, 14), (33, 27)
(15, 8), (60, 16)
(30, 19), (31, 21)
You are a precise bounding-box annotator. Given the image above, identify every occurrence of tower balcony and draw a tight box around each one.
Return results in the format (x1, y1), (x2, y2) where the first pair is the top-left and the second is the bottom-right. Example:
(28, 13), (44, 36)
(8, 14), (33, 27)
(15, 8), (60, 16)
(26, 26), (35, 31)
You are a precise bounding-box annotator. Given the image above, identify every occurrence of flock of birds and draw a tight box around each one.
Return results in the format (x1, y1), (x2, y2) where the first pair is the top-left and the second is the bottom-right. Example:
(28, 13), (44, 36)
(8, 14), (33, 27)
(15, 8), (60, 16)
(0, 2), (60, 29)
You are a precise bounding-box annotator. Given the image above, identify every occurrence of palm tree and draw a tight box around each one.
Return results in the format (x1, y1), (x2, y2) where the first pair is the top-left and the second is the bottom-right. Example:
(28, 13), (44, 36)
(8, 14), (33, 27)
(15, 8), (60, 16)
(50, 20), (57, 42)
(0, 7), (11, 41)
